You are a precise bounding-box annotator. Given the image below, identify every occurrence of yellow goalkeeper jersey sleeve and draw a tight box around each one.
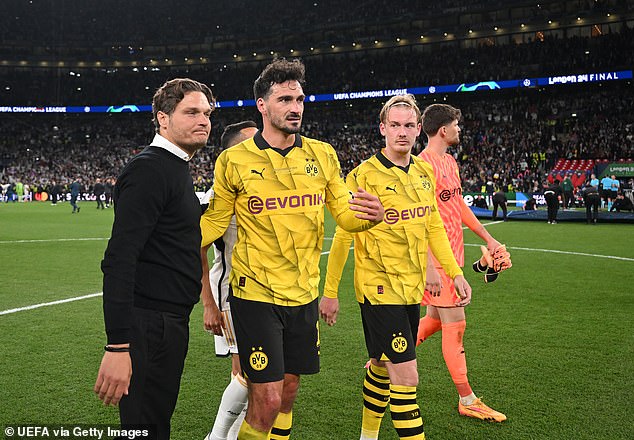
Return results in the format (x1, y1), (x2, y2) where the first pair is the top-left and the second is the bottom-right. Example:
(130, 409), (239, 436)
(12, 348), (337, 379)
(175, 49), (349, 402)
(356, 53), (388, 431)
(324, 151), (462, 306)
(200, 131), (378, 306)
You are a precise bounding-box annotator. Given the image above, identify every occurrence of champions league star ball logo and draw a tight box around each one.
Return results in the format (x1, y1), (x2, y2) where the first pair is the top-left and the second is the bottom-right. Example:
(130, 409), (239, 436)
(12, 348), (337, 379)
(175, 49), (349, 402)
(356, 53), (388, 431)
(391, 333), (407, 353)
(249, 347), (268, 371)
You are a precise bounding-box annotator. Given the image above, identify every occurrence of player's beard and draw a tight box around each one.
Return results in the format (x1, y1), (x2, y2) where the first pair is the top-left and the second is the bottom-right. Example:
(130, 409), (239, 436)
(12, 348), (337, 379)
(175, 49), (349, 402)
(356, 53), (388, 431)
(272, 113), (302, 135)
(449, 133), (460, 146)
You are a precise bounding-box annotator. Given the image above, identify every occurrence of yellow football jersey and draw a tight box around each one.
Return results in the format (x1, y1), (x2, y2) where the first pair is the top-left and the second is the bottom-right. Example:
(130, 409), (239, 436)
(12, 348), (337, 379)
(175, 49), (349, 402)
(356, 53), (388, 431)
(324, 151), (463, 305)
(201, 131), (378, 306)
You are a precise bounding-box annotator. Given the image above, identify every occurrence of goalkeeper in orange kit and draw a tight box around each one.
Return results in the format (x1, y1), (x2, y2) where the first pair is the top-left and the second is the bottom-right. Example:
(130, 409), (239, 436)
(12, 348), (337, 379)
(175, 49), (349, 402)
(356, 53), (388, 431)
(417, 104), (512, 423)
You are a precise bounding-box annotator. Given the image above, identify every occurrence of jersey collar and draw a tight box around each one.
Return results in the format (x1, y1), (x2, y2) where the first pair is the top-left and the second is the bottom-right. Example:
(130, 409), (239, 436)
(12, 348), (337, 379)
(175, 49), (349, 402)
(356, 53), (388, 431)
(254, 130), (302, 157)
(376, 150), (413, 173)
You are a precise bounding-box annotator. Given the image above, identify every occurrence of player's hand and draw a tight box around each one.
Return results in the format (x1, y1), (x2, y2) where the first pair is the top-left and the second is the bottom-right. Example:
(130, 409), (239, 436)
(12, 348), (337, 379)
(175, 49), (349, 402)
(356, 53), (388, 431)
(94, 350), (132, 406)
(491, 244), (512, 272)
(486, 239), (502, 255)
(425, 264), (443, 297)
(319, 296), (340, 326)
(453, 275), (472, 307)
(203, 302), (224, 336)
(349, 187), (384, 222)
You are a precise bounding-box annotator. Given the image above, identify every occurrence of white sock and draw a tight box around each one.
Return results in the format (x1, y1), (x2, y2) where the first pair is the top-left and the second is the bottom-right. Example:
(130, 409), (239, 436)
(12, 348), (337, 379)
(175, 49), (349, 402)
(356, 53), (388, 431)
(208, 374), (248, 440)
(226, 405), (247, 440)
(460, 392), (477, 406)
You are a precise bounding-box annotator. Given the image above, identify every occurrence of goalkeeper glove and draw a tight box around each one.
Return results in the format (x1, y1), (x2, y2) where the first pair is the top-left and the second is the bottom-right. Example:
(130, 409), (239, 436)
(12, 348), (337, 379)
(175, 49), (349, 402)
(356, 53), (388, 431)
(472, 245), (500, 283)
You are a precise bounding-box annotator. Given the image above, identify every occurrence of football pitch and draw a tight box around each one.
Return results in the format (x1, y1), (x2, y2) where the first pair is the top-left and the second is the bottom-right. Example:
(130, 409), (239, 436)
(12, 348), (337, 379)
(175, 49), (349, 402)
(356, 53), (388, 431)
(1, 201), (632, 440)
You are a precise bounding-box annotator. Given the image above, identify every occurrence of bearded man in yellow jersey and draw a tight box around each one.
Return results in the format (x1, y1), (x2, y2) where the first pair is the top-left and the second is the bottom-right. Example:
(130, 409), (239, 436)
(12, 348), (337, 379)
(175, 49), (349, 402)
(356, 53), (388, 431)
(320, 94), (471, 440)
(417, 103), (508, 422)
(200, 58), (384, 440)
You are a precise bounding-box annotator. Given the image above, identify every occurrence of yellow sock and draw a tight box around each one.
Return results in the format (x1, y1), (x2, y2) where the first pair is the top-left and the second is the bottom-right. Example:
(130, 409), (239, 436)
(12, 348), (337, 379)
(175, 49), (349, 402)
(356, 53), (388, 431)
(270, 410), (293, 440)
(361, 363), (390, 439)
(237, 419), (269, 440)
(389, 384), (425, 440)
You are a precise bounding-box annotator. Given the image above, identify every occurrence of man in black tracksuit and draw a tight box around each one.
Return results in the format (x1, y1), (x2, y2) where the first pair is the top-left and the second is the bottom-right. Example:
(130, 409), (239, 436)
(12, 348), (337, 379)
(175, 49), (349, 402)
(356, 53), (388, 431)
(581, 183), (600, 224)
(491, 190), (508, 221)
(544, 179), (563, 224)
(94, 78), (215, 440)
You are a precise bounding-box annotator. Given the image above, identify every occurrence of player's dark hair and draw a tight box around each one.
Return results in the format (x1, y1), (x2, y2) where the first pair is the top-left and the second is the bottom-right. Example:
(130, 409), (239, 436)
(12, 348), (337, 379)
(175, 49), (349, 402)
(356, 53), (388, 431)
(152, 78), (215, 133)
(421, 103), (462, 136)
(220, 120), (258, 150)
(253, 58), (306, 100)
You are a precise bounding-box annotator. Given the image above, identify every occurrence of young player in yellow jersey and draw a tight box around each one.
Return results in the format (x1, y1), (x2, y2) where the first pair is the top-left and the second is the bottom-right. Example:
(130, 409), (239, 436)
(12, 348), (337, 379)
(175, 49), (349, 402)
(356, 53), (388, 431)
(320, 94), (472, 440)
(200, 58), (384, 440)
(417, 103), (509, 422)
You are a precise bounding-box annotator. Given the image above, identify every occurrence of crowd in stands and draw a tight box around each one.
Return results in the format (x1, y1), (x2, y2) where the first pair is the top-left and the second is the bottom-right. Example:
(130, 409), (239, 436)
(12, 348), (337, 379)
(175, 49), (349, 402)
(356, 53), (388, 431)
(3, 26), (633, 107)
(1, 82), (632, 202)
(1, 4), (632, 202)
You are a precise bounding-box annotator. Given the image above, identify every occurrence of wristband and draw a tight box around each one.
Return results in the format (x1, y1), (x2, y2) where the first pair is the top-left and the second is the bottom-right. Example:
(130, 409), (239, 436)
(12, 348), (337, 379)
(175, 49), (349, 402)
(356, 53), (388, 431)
(104, 345), (130, 353)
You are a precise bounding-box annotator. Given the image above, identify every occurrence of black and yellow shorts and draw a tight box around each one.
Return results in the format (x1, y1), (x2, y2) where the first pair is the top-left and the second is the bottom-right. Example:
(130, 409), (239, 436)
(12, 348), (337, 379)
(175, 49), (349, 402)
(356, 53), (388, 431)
(359, 298), (419, 364)
(231, 295), (320, 383)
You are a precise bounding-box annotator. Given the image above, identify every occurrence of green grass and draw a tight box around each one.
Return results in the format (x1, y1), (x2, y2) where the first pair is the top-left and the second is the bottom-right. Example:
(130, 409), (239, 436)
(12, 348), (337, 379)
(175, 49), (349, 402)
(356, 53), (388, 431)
(1, 201), (633, 439)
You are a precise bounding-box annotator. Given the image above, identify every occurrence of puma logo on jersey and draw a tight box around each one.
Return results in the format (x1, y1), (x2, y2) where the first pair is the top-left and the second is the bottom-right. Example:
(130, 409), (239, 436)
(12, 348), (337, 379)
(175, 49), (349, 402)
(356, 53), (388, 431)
(251, 168), (265, 179)
(385, 185), (397, 193)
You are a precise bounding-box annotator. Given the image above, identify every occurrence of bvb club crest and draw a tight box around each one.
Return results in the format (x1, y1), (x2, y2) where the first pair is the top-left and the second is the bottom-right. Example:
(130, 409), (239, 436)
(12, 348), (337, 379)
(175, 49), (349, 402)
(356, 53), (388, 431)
(305, 158), (319, 177)
(420, 175), (432, 192)
(391, 333), (408, 353)
(249, 346), (268, 371)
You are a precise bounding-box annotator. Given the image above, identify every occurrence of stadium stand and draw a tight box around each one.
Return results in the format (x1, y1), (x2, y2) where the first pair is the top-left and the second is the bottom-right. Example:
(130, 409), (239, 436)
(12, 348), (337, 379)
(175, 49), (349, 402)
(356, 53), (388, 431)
(0, 0), (632, 223)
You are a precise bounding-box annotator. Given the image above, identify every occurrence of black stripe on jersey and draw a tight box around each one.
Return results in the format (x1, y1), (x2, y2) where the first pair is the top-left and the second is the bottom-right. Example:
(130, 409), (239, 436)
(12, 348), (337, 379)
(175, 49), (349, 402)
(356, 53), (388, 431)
(213, 237), (228, 309)
(376, 151), (414, 173)
(253, 130), (302, 157)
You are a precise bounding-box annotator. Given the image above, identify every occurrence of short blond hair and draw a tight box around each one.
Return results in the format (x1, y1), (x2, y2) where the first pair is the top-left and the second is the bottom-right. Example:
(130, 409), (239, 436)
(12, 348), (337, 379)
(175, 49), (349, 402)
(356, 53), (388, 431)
(379, 94), (421, 124)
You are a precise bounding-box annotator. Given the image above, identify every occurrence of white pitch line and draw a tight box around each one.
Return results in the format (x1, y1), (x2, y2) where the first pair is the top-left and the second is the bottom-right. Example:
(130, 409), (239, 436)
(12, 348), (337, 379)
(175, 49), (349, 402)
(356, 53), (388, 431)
(0, 292), (103, 316)
(464, 243), (634, 262)
(0, 237), (108, 244)
(2, 225), (631, 316)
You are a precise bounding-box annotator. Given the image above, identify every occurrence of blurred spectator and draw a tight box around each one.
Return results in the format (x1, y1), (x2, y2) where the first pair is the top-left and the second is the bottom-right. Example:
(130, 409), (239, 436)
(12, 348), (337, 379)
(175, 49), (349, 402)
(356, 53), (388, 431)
(610, 192), (634, 212)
